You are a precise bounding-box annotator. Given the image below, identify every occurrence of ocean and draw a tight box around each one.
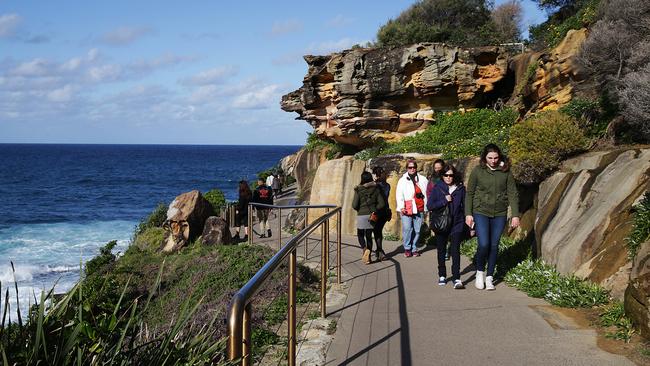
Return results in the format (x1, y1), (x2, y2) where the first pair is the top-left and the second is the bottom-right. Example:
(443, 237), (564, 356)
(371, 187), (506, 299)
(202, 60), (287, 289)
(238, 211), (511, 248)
(0, 143), (300, 318)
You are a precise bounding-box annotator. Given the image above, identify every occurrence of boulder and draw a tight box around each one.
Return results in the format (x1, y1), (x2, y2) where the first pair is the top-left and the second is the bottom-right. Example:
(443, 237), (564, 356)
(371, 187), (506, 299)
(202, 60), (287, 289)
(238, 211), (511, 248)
(161, 190), (212, 252)
(625, 239), (650, 338)
(201, 216), (232, 246)
(536, 148), (650, 297)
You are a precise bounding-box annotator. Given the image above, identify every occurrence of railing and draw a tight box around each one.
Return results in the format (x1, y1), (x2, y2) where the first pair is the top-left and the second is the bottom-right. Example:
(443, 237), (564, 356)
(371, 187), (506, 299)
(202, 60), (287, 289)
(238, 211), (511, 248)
(228, 203), (342, 366)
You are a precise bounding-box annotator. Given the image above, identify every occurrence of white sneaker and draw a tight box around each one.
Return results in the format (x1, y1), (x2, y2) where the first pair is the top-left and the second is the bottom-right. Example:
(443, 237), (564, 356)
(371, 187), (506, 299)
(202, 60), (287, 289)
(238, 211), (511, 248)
(485, 276), (495, 291)
(475, 271), (485, 290)
(438, 277), (447, 286)
(453, 280), (464, 289)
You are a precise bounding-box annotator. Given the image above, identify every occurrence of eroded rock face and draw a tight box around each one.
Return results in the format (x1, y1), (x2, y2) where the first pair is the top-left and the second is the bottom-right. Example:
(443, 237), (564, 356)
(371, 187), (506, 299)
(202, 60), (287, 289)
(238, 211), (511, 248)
(536, 148), (650, 298)
(281, 44), (514, 148)
(162, 190), (212, 252)
(625, 240), (650, 338)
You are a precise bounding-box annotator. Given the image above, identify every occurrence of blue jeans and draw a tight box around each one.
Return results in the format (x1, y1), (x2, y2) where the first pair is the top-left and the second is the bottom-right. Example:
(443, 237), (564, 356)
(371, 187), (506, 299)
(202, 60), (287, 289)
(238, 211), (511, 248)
(401, 213), (423, 252)
(474, 213), (507, 276)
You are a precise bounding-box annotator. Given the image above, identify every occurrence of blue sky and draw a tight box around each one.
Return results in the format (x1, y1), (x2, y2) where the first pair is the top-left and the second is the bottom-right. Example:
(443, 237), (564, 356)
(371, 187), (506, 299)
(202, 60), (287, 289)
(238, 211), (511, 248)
(0, 1), (546, 145)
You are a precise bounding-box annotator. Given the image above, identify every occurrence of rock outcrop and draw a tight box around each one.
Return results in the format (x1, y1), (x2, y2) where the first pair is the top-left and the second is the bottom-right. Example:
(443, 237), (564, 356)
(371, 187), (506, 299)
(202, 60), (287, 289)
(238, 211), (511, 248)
(625, 239), (650, 338)
(201, 216), (232, 246)
(162, 190), (212, 252)
(281, 44), (515, 148)
(535, 148), (650, 298)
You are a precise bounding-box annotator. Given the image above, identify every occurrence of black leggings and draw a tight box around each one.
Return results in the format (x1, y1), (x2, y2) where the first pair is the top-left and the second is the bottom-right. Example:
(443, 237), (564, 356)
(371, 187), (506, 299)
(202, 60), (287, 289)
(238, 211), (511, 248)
(436, 232), (463, 280)
(357, 229), (373, 251)
(372, 216), (388, 252)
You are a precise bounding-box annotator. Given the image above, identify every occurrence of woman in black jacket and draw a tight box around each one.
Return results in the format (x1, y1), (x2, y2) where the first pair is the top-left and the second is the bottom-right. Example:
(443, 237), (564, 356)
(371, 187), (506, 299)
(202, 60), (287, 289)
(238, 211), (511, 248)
(352, 171), (386, 264)
(234, 180), (252, 242)
(372, 166), (391, 261)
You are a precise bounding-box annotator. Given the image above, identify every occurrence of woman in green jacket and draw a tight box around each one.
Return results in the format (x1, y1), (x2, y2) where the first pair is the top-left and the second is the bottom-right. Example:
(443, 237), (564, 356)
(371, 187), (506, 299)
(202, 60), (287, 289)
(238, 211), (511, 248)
(353, 171), (386, 264)
(465, 144), (520, 291)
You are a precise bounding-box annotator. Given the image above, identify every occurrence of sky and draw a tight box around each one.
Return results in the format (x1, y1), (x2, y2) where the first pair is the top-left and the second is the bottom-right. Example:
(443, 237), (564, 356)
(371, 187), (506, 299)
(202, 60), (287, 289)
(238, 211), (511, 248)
(0, 1), (546, 145)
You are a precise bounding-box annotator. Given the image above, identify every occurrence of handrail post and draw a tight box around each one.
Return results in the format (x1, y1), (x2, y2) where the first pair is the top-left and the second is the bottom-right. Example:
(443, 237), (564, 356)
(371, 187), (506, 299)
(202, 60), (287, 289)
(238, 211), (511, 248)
(227, 295), (244, 363)
(304, 208), (309, 260)
(278, 208), (282, 250)
(337, 210), (342, 284)
(248, 204), (253, 245)
(320, 220), (328, 318)
(242, 303), (252, 366)
(326, 207), (330, 271)
(288, 248), (297, 366)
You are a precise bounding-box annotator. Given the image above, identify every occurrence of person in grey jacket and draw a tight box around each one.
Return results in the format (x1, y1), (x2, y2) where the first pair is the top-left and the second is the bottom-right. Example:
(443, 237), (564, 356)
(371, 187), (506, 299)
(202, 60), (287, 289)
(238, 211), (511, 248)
(352, 171), (386, 264)
(465, 144), (520, 291)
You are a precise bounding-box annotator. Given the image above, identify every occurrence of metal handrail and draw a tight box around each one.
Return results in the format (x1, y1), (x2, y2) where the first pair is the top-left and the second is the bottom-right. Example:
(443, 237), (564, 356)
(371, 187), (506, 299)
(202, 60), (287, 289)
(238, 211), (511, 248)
(229, 203), (342, 366)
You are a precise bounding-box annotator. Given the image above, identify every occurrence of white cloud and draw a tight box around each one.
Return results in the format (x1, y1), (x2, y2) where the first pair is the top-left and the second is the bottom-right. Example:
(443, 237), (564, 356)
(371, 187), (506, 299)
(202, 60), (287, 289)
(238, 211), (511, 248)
(86, 64), (123, 83)
(307, 38), (364, 55)
(326, 15), (354, 28)
(47, 84), (74, 102)
(0, 14), (21, 38)
(130, 53), (197, 73)
(101, 26), (152, 45)
(180, 65), (238, 86)
(232, 84), (282, 109)
(10, 59), (50, 77)
(270, 20), (303, 36)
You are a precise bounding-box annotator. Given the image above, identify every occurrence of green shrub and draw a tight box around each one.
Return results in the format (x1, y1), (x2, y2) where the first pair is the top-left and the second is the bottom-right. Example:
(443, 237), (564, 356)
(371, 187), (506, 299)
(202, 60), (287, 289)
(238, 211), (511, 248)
(528, 0), (600, 49)
(509, 110), (588, 184)
(560, 98), (612, 137)
(505, 259), (610, 307)
(133, 226), (165, 252)
(204, 189), (226, 214)
(380, 108), (517, 158)
(626, 192), (650, 259)
(599, 301), (635, 342)
(85, 240), (117, 276)
(460, 236), (533, 279)
(134, 202), (167, 237)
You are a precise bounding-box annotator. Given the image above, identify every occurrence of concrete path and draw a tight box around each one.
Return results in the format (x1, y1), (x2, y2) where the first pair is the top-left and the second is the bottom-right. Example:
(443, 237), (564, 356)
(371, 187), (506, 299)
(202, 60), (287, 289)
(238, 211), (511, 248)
(324, 236), (633, 366)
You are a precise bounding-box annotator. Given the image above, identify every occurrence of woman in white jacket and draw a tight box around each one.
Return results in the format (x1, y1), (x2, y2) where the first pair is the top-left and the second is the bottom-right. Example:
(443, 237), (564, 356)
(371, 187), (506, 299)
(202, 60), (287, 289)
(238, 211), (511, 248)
(395, 159), (429, 257)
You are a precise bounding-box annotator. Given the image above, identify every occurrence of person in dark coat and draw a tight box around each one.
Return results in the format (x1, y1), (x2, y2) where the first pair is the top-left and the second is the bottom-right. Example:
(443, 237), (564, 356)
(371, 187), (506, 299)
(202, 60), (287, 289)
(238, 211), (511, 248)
(352, 171), (386, 264)
(372, 166), (391, 261)
(234, 180), (252, 242)
(427, 164), (466, 289)
(253, 178), (274, 238)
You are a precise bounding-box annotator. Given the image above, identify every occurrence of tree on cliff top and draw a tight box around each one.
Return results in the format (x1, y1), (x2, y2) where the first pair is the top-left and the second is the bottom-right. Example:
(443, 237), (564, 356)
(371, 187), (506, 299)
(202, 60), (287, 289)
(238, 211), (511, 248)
(376, 0), (522, 47)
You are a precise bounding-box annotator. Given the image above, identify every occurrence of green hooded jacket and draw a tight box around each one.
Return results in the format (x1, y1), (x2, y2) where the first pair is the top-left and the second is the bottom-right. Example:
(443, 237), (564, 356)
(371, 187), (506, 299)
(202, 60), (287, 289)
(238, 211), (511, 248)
(465, 164), (520, 218)
(352, 183), (386, 216)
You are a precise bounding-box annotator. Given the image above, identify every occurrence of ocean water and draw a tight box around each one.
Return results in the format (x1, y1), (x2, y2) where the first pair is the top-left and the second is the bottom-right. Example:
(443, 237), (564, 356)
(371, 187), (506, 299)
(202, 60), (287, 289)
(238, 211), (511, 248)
(0, 144), (300, 318)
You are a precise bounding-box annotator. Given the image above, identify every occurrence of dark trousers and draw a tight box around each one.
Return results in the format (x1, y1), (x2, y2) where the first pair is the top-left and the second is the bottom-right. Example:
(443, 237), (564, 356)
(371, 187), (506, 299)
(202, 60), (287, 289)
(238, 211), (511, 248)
(372, 216), (388, 253)
(436, 232), (462, 279)
(357, 229), (373, 251)
(474, 213), (507, 276)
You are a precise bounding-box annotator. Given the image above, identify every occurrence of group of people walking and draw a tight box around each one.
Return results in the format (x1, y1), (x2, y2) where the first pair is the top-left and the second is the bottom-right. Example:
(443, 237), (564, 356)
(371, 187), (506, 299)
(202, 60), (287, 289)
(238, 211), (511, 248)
(352, 143), (520, 291)
(233, 176), (277, 242)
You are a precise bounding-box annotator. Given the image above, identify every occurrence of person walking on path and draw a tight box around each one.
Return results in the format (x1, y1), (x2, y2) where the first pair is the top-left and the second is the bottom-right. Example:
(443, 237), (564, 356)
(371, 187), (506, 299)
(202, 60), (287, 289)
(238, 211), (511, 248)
(465, 144), (520, 291)
(253, 178), (274, 238)
(427, 164), (466, 289)
(430, 159), (445, 185)
(234, 180), (252, 242)
(396, 159), (429, 257)
(352, 171), (386, 264)
(372, 166), (391, 262)
(271, 172), (281, 197)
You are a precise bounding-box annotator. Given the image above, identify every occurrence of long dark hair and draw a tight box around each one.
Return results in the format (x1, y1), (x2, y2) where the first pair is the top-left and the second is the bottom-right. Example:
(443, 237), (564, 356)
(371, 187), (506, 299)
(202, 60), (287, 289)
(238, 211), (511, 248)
(239, 180), (252, 200)
(480, 143), (510, 171)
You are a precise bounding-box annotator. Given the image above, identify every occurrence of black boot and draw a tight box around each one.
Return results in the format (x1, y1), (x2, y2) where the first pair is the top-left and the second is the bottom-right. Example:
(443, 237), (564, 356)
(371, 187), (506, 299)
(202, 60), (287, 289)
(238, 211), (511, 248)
(267, 229), (272, 238)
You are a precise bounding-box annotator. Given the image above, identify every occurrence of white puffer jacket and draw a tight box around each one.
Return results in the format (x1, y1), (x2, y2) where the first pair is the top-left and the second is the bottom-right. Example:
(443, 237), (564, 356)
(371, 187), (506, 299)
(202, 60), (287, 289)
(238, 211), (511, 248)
(395, 172), (429, 214)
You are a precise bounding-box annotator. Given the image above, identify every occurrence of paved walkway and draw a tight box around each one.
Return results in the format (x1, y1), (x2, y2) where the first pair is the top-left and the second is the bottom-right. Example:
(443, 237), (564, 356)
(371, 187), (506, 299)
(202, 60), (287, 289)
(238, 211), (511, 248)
(243, 187), (633, 365)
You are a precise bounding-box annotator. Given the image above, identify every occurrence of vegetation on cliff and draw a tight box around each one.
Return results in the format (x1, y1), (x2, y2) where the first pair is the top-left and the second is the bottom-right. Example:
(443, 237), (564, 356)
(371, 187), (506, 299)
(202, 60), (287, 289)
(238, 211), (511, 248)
(376, 0), (523, 47)
(626, 192), (650, 259)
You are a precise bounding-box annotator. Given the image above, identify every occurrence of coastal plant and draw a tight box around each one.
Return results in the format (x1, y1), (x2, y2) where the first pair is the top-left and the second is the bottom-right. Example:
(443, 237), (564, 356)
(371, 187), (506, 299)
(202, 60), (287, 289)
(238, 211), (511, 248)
(85, 240), (118, 276)
(133, 226), (165, 251)
(528, 0), (600, 49)
(505, 259), (609, 307)
(204, 189), (227, 215)
(626, 192), (650, 259)
(599, 301), (635, 342)
(134, 202), (167, 238)
(509, 110), (588, 184)
(380, 108), (517, 158)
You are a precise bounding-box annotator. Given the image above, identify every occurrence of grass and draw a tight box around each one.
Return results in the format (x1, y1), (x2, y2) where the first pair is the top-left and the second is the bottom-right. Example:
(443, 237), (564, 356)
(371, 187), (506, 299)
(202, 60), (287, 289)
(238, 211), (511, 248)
(626, 192), (650, 259)
(599, 302), (635, 343)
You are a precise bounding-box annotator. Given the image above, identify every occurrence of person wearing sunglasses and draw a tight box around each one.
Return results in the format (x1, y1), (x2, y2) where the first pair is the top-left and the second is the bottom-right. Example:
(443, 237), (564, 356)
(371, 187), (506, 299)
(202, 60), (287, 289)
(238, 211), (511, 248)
(395, 159), (429, 257)
(427, 164), (466, 288)
(465, 144), (520, 291)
